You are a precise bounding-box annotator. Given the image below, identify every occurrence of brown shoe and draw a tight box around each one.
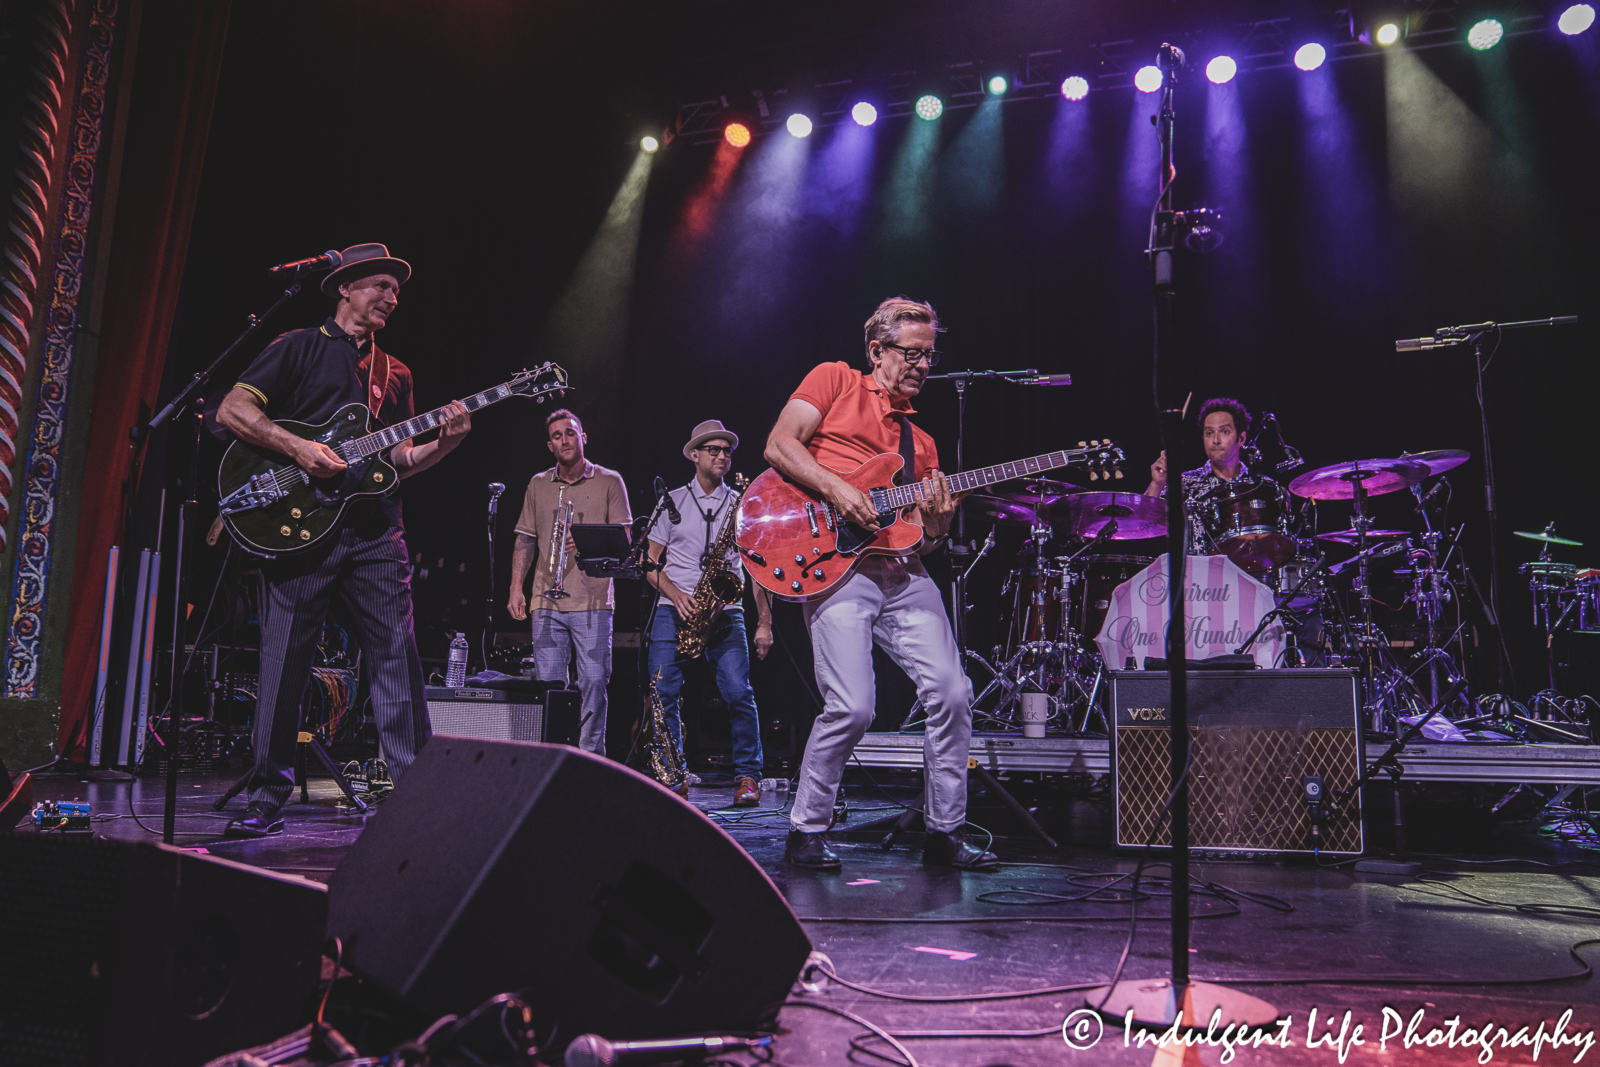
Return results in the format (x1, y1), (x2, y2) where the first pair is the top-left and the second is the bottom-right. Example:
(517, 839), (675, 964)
(733, 776), (760, 807)
(674, 780), (689, 799)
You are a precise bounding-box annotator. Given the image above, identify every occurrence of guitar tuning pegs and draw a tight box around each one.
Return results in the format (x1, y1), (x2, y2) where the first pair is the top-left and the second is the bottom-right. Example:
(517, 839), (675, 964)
(1114, 470), (1125, 479)
(1089, 471), (1099, 481)
(1077, 440), (1086, 448)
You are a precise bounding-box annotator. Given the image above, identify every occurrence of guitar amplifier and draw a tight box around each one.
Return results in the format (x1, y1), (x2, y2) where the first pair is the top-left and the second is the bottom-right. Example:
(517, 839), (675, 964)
(425, 685), (581, 746)
(1109, 670), (1364, 856)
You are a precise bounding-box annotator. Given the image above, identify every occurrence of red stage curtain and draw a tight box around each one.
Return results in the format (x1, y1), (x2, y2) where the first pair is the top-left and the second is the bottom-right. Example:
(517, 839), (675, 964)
(57, 1), (232, 760)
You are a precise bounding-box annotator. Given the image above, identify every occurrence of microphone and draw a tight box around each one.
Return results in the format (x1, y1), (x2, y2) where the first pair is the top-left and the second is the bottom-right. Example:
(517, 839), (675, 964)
(564, 1033), (771, 1067)
(1413, 479), (1447, 513)
(1158, 42), (1186, 69)
(1395, 336), (1459, 353)
(1018, 373), (1073, 387)
(488, 481), (505, 499)
(655, 476), (681, 525)
(268, 249), (343, 275)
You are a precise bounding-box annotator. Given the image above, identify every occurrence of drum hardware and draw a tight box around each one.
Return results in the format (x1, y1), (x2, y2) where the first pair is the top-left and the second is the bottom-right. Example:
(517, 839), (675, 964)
(1518, 521), (1586, 690)
(1235, 553), (1329, 666)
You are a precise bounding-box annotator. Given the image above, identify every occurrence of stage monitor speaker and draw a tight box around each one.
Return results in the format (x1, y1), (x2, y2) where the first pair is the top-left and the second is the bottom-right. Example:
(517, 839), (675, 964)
(327, 738), (812, 1046)
(425, 683), (580, 745)
(0, 837), (327, 1067)
(1109, 669), (1364, 856)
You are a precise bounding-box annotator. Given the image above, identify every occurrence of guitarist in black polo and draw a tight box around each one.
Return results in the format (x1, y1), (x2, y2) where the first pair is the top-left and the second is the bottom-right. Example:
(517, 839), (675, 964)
(216, 243), (471, 837)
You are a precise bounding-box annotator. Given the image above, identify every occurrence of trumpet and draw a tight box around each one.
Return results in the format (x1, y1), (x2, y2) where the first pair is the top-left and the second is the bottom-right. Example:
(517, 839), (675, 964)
(544, 484), (574, 601)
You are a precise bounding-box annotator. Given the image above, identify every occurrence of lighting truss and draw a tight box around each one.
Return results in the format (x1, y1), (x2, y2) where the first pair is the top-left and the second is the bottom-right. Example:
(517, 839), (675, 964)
(672, 1), (1555, 145)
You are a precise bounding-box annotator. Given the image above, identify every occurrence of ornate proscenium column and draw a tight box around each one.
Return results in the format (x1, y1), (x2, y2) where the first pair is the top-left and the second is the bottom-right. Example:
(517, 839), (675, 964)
(0, 1), (75, 551)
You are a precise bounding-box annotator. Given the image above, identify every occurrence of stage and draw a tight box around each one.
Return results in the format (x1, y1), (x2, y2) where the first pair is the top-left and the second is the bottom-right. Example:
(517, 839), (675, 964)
(22, 763), (1600, 1066)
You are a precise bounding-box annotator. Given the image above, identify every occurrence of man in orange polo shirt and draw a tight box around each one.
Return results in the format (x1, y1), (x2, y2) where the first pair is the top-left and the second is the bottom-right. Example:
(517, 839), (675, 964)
(764, 297), (998, 871)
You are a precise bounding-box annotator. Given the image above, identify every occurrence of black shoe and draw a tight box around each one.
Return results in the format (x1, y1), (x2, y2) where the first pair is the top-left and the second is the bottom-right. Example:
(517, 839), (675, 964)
(922, 831), (999, 870)
(785, 829), (841, 870)
(224, 802), (284, 838)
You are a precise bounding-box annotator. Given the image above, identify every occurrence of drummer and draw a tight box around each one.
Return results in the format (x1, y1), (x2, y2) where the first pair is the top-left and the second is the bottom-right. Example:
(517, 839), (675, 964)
(1145, 396), (1261, 556)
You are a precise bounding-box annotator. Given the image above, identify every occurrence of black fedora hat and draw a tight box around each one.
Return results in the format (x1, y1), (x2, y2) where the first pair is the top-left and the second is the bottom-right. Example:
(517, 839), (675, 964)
(321, 243), (412, 297)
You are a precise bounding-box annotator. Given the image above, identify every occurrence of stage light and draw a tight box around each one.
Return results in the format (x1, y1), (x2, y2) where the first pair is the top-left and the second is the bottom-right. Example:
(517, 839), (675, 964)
(1060, 75), (1089, 101)
(1376, 22), (1401, 45)
(786, 113), (813, 138)
(851, 101), (878, 126)
(1294, 43), (1327, 70)
(724, 122), (751, 147)
(1134, 65), (1164, 93)
(640, 135), (659, 153)
(914, 94), (944, 120)
(1560, 4), (1596, 34)
(987, 75), (1009, 95)
(1467, 18), (1504, 49)
(1206, 55), (1238, 84)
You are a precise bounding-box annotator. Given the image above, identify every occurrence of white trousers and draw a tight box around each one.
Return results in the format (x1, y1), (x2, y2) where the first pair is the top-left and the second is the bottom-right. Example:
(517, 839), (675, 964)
(791, 555), (974, 834)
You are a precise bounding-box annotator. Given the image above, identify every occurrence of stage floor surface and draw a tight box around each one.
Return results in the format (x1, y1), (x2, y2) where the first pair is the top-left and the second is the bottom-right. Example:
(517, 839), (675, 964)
(24, 768), (1600, 1066)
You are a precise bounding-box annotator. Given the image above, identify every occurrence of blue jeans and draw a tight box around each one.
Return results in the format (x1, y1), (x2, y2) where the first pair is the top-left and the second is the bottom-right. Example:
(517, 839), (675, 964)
(646, 604), (763, 779)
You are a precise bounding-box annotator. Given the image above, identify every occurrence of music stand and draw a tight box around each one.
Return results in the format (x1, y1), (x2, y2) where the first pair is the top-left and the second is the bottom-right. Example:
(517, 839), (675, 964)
(571, 524), (637, 580)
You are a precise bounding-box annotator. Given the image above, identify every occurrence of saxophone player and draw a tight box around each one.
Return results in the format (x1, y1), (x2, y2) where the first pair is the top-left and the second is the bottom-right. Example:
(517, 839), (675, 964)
(509, 409), (631, 754)
(645, 420), (772, 805)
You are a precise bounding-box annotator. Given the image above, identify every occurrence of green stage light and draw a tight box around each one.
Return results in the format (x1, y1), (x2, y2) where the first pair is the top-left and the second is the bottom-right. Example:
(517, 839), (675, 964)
(987, 75), (1008, 95)
(914, 94), (944, 120)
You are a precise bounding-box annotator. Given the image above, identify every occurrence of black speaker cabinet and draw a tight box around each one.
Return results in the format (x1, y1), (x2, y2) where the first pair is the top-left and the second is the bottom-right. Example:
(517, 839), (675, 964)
(327, 738), (812, 1044)
(1109, 670), (1364, 856)
(425, 684), (580, 745)
(0, 837), (327, 1067)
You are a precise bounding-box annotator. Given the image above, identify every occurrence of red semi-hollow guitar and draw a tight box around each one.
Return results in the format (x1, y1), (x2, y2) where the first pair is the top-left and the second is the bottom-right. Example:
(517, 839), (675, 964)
(735, 441), (1125, 601)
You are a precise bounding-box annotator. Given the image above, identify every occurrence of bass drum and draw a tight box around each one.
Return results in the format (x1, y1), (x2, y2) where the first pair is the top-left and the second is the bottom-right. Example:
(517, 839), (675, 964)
(1074, 554), (1154, 641)
(1204, 479), (1296, 575)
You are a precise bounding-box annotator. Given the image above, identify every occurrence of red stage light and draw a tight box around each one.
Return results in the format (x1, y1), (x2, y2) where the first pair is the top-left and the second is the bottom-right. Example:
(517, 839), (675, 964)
(724, 123), (752, 148)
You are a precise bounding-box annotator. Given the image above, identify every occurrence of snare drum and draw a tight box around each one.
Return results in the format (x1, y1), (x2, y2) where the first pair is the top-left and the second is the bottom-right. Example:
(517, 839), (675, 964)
(1204, 479), (1296, 574)
(1074, 554), (1154, 639)
(1273, 556), (1325, 610)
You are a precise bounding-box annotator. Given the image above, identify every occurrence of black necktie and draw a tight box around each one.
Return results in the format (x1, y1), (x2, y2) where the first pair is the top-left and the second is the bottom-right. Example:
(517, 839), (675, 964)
(896, 414), (915, 486)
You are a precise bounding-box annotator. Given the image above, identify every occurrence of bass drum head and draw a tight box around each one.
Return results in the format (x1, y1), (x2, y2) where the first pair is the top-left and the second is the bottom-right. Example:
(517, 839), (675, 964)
(1075, 554), (1154, 640)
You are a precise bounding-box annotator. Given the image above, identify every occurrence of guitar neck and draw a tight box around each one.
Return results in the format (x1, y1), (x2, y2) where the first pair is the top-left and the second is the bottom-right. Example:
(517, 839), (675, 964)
(881, 450), (1076, 509)
(347, 382), (517, 459)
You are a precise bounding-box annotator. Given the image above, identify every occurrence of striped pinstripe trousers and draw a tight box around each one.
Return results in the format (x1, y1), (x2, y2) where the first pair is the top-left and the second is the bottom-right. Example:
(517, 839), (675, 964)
(247, 516), (430, 812)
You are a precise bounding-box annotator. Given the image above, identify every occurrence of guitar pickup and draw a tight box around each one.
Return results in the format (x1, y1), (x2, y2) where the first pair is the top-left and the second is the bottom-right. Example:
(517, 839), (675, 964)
(804, 501), (819, 537)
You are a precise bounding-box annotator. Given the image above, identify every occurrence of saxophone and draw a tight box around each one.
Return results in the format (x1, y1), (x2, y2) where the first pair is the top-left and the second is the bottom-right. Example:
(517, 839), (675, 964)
(676, 473), (748, 659)
(637, 669), (687, 793)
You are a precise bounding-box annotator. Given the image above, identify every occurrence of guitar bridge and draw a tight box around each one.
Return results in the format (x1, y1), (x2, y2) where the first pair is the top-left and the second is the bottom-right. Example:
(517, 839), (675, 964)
(804, 501), (819, 537)
(218, 471), (287, 516)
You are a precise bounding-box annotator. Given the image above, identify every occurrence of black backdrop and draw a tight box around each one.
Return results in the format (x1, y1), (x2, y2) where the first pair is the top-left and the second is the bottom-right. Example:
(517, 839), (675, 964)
(160, 0), (1600, 746)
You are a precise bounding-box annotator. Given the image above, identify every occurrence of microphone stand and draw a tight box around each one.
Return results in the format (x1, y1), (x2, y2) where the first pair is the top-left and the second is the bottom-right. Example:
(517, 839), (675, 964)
(482, 484), (505, 674)
(922, 368), (1058, 659)
(134, 275), (308, 844)
(1400, 315), (1577, 693)
(1233, 554), (1328, 661)
(1090, 43), (1278, 1036)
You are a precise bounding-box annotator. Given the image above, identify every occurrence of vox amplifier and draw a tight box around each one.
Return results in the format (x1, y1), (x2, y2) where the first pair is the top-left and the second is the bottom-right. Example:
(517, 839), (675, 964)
(425, 683), (580, 746)
(1109, 670), (1364, 856)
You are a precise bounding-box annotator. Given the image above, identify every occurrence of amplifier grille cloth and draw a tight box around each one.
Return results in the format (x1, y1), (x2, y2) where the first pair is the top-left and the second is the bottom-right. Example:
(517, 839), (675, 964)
(1116, 726), (1363, 853)
(425, 699), (544, 743)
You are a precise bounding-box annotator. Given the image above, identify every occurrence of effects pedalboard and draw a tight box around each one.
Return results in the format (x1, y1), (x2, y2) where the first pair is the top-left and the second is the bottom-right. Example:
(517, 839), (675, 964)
(32, 800), (92, 832)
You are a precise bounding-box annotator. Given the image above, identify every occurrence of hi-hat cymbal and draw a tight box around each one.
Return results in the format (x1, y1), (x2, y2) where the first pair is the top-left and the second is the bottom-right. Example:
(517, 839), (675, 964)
(1288, 458), (1428, 500)
(1514, 530), (1583, 547)
(1316, 528), (1412, 546)
(1402, 449), (1470, 477)
(1046, 492), (1167, 539)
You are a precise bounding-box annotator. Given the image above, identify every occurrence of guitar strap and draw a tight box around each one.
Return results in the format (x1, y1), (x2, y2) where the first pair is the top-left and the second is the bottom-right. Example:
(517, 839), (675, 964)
(367, 343), (390, 420)
(895, 414), (916, 486)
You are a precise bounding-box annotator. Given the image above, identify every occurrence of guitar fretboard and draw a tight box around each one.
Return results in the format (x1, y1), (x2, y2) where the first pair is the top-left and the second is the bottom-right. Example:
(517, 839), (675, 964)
(881, 450), (1080, 509)
(344, 383), (516, 459)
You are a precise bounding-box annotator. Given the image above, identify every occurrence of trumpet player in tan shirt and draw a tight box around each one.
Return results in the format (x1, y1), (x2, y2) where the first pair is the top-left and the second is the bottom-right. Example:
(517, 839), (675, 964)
(509, 408), (630, 754)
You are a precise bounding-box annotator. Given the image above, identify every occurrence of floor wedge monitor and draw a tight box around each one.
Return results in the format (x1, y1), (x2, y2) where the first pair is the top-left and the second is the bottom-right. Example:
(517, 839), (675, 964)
(1110, 669), (1365, 856)
(327, 737), (812, 1046)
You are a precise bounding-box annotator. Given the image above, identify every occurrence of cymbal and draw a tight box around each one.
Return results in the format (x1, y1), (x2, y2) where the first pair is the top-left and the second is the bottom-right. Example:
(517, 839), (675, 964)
(1402, 449), (1470, 477)
(1514, 530), (1583, 547)
(1047, 492), (1167, 540)
(1288, 458), (1428, 500)
(966, 480), (1083, 527)
(1316, 528), (1412, 546)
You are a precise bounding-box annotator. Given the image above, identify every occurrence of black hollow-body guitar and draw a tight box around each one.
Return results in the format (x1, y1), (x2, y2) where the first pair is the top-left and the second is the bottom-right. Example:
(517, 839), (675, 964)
(218, 363), (569, 556)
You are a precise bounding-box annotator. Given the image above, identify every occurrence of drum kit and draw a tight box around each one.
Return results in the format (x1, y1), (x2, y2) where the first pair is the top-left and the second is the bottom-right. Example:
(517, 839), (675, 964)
(961, 446), (1513, 737)
(1515, 524), (1600, 687)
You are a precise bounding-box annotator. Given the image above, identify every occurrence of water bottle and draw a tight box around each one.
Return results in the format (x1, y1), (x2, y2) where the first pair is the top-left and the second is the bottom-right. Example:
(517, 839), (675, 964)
(446, 632), (469, 688)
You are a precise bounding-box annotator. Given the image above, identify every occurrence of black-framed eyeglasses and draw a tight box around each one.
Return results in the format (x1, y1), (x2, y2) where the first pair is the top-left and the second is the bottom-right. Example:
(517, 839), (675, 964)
(883, 342), (941, 367)
(697, 444), (734, 456)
